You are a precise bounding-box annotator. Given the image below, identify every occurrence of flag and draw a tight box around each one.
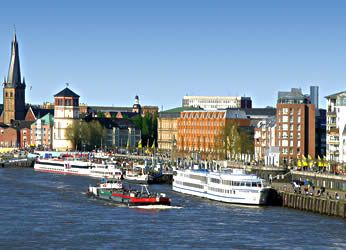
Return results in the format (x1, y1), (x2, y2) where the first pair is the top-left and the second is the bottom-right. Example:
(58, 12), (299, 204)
(317, 155), (323, 167)
(138, 139), (142, 149)
(297, 155), (302, 168)
(151, 140), (155, 149)
(227, 136), (231, 148)
(302, 155), (308, 167)
(126, 137), (130, 149)
(297, 159), (302, 168)
(308, 155), (313, 167)
(322, 155), (327, 167)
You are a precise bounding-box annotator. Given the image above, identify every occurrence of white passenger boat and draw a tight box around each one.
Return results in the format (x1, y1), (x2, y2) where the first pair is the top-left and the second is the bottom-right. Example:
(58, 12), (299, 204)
(123, 164), (153, 184)
(172, 168), (270, 205)
(34, 158), (91, 176)
(34, 157), (123, 179)
(89, 163), (123, 179)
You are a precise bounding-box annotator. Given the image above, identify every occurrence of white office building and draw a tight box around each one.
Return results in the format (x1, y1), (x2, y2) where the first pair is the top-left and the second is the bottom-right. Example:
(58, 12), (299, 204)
(326, 91), (346, 163)
(182, 96), (252, 110)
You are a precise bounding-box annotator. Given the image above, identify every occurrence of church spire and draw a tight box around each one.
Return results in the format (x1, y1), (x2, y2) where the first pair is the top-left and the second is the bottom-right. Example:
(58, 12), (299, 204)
(7, 30), (22, 87)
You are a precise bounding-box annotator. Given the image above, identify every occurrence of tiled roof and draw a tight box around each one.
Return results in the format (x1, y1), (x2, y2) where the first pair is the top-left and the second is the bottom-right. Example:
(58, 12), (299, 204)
(31, 108), (54, 119)
(54, 87), (80, 98)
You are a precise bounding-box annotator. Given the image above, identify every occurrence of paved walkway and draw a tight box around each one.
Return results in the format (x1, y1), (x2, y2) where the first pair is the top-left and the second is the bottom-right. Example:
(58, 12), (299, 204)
(271, 182), (346, 201)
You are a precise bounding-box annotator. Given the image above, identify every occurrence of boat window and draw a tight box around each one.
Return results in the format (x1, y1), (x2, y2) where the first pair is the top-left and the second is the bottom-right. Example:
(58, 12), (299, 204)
(240, 182), (245, 186)
(252, 182), (257, 187)
(246, 182), (251, 187)
(210, 178), (220, 184)
(222, 180), (232, 185)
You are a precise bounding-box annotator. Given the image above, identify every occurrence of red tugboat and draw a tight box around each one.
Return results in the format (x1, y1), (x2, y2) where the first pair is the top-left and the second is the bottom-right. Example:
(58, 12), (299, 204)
(87, 178), (171, 206)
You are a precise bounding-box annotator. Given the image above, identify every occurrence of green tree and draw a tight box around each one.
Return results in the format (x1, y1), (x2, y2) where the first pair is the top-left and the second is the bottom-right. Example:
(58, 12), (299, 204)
(65, 120), (83, 150)
(66, 120), (105, 150)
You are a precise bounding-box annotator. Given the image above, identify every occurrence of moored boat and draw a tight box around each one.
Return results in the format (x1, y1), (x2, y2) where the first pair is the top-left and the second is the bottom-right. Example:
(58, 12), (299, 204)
(34, 156), (123, 179)
(173, 168), (270, 205)
(123, 164), (153, 184)
(87, 179), (171, 206)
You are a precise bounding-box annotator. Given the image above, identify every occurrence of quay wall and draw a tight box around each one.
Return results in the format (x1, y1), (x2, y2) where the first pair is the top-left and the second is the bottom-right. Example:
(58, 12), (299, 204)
(0, 158), (34, 168)
(279, 191), (346, 218)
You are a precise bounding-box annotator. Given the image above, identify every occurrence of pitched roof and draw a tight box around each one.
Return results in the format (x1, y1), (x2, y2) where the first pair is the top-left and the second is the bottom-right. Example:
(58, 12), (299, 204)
(88, 106), (133, 113)
(325, 91), (346, 99)
(84, 117), (139, 129)
(159, 106), (203, 118)
(54, 87), (80, 98)
(37, 113), (54, 125)
(11, 120), (35, 129)
(31, 107), (54, 119)
(226, 108), (276, 118)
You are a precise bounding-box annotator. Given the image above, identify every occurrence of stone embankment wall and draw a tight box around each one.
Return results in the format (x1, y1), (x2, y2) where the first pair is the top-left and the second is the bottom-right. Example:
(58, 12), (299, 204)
(0, 158), (34, 168)
(280, 192), (346, 218)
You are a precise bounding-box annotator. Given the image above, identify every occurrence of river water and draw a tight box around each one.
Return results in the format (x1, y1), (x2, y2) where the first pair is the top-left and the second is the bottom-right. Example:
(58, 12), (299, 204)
(0, 168), (345, 249)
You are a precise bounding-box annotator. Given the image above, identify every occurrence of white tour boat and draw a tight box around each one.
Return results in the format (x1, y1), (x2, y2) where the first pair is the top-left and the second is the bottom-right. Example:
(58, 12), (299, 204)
(123, 164), (153, 184)
(34, 158), (92, 176)
(34, 157), (123, 179)
(172, 168), (270, 205)
(89, 162), (123, 179)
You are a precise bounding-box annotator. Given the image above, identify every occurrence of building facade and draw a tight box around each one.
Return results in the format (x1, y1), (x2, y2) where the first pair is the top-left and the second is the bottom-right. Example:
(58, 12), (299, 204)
(276, 88), (316, 165)
(254, 116), (279, 165)
(182, 96), (252, 110)
(177, 109), (251, 160)
(325, 91), (346, 163)
(158, 107), (195, 152)
(91, 118), (141, 149)
(52, 87), (80, 151)
(31, 113), (54, 149)
(2, 32), (26, 124)
(0, 124), (18, 147)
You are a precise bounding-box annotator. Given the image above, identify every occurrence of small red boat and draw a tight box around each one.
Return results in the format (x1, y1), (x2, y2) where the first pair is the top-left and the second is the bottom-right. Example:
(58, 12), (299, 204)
(87, 179), (171, 206)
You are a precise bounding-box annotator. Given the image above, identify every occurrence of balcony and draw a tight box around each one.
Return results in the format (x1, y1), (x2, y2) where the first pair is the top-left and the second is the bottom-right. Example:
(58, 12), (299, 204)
(328, 140), (339, 145)
(327, 128), (338, 134)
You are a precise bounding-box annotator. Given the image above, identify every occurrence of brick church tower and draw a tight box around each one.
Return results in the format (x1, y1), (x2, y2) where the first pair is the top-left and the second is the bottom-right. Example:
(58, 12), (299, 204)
(2, 32), (26, 124)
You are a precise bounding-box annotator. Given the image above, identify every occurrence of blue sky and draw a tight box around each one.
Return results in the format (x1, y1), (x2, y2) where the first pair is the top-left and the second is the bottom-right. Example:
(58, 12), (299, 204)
(0, 0), (345, 110)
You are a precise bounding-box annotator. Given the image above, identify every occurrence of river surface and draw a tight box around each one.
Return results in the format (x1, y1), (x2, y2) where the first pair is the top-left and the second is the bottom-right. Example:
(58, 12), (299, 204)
(0, 168), (346, 249)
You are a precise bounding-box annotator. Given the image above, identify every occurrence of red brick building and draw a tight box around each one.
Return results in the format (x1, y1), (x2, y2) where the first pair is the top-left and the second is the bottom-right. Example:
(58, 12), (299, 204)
(0, 123), (18, 147)
(276, 88), (316, 165)
(177, 110), (250, 160)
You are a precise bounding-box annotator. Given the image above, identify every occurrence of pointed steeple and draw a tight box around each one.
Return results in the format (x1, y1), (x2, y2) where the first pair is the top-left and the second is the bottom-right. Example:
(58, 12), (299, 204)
(7, 30), (22, 87)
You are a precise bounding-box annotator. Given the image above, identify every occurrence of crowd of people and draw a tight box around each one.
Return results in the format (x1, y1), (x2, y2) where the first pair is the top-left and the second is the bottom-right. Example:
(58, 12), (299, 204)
(290, 181), (343, 200)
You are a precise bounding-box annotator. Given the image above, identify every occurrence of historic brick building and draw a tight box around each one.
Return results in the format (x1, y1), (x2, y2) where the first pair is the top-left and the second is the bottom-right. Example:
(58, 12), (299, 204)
(177, 109), (251, 160)
(1, 32), (26, 125)
(276, 88), (316, 165)
(158, 107), (202, 153)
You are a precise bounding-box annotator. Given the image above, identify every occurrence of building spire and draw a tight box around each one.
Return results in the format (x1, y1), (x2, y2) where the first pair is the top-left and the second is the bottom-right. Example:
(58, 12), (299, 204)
(7, 29), (22, 87)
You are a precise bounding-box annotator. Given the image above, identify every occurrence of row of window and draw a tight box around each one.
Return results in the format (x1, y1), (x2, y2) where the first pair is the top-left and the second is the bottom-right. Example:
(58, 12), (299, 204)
(182, 112), (226, 119)
(181, 121), (225, 127)
(277, 124), (301, 131)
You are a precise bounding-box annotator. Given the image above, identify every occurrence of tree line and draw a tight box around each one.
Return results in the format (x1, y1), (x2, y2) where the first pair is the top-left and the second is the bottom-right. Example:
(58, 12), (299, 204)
(65, 112), (158, 150)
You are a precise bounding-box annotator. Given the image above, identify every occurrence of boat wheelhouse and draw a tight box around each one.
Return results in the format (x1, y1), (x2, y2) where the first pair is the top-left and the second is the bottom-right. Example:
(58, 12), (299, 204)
(173, 168), (270, 205)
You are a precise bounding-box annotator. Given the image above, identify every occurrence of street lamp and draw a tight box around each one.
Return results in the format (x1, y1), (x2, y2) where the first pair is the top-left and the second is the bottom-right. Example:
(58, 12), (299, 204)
(171, 137), (177, 164)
